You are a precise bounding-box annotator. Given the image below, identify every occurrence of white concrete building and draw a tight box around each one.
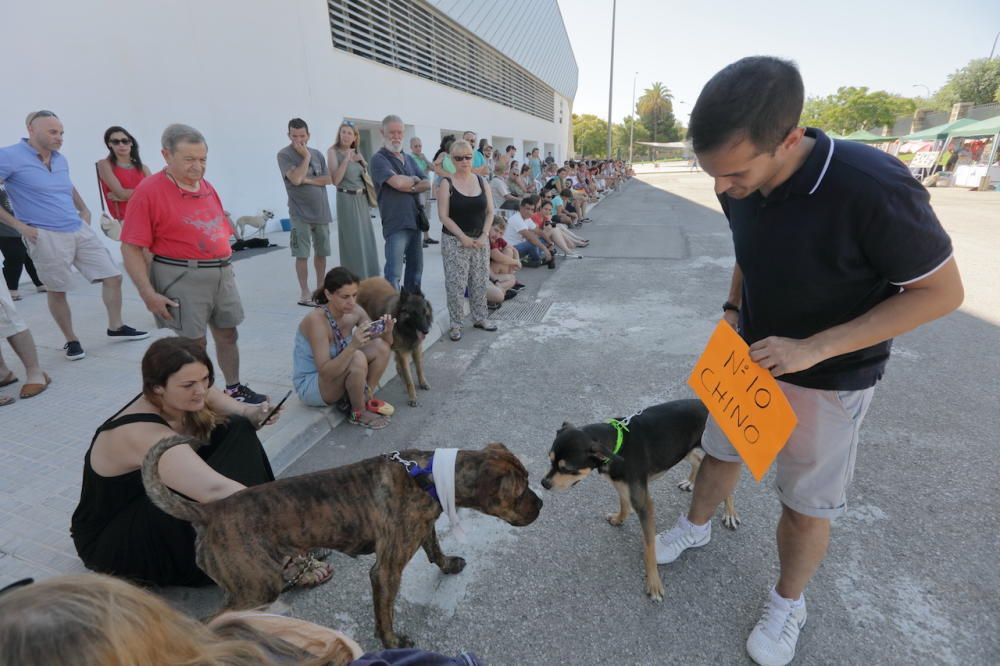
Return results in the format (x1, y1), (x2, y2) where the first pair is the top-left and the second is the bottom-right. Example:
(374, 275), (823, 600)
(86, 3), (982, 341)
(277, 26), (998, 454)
(4, 0), (578, 226)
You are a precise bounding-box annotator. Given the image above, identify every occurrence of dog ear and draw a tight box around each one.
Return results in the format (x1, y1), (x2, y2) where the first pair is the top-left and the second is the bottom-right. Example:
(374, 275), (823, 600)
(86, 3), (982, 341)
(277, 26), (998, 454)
(485, 442), (510, 453)
(586, 438), (614, 463)
(558, 421), (575, 434)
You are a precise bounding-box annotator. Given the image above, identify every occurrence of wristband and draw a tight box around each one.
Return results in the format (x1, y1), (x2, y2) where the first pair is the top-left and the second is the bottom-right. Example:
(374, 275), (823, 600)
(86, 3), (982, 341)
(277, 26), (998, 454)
(722, 301), (740, 314)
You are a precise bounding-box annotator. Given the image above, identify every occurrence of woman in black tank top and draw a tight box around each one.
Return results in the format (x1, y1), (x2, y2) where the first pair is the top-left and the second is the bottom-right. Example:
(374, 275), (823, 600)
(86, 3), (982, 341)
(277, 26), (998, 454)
(436, 139), (498, 341)
(69, 338), (296, 587)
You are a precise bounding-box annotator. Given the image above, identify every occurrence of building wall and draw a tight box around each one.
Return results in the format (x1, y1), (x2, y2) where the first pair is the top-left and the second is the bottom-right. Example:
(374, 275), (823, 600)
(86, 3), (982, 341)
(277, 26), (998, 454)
(3, 0), (573, 232)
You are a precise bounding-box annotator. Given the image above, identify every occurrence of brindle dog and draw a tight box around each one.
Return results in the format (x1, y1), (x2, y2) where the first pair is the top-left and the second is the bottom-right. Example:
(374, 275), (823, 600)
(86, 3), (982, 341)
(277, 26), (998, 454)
(142, 439), (541, 648)
(357, 277), (433, 406)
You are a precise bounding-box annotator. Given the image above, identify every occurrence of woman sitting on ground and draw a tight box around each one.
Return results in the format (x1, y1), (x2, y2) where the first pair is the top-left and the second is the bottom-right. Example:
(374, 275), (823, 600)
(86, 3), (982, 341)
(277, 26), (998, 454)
(507, 162), (528, 199)
(0, 574), (362, 666)
(70, 337), (332, 589)
(536, 199), (588, 258)
(292, 266), (395, 429)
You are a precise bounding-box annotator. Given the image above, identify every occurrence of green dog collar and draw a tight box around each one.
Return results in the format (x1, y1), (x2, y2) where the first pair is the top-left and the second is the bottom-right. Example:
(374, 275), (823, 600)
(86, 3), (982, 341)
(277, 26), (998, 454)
(607, 418), (629, 456)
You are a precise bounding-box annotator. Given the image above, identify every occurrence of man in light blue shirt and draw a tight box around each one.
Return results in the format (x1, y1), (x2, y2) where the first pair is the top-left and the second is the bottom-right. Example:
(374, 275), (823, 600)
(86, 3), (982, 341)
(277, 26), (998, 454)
(0, 110), (146, 360)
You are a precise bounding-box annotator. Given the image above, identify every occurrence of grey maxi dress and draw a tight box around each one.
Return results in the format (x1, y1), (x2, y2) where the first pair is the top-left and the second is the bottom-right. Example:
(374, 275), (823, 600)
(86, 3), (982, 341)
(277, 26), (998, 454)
(335, 150), (381, 278)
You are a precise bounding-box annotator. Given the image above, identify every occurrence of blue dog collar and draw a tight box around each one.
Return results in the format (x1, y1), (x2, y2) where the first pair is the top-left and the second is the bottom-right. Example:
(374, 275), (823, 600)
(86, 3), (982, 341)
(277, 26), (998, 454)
(386, 451), (439, 503)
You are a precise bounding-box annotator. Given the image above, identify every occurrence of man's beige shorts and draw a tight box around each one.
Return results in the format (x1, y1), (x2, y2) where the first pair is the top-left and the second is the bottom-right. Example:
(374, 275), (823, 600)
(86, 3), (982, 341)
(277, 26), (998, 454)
(149, 261), (244, 339)
(289, 217), (331, 258)
(702, 380), (875, 519)
(25, 224), (120, 292)
(0, 280), (28, 339)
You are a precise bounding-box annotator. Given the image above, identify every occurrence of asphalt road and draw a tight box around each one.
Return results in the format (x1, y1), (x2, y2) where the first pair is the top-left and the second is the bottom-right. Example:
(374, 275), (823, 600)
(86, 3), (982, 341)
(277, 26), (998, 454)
(168, 174), (1000, 665)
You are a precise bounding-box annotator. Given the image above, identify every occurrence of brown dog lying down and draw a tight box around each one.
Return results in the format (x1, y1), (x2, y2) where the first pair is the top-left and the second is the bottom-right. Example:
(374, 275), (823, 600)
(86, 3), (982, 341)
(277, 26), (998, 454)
(142, 439), (542, 648)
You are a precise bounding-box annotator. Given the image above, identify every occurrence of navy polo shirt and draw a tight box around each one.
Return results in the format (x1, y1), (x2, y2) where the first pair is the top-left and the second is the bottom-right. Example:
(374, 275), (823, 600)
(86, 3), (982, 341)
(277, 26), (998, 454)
(369, 148), (426, 239)
(720, 128), (953, 390)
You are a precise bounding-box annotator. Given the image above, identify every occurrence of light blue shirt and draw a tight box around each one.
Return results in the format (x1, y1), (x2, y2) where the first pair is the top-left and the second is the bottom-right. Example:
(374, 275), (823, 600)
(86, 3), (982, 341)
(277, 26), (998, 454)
(0, 139), (82, 232)
(473, 150), (486, 169)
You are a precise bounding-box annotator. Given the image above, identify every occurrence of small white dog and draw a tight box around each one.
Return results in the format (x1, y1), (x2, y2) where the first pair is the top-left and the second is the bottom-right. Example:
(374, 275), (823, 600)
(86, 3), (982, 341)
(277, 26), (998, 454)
(235, 209), (275, 239)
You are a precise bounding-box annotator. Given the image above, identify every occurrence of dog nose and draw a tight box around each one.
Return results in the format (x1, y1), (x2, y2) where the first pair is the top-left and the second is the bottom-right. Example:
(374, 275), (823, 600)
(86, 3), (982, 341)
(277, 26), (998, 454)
(541, 477), (552, 490)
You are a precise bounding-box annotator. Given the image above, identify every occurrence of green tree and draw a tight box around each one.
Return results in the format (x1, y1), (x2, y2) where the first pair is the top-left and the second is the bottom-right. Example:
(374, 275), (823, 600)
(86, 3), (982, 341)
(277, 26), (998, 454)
(612, 116), (650, 160)
(935, 58), (1000, 106)
(800, 87), (915, 134)
(572, 113), (609, 158)
(637, 82), (679, 143)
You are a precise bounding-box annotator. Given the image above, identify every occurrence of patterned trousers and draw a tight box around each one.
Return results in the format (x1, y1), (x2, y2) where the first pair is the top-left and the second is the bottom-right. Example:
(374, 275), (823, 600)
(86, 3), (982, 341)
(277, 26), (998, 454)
(440, 234), (490, 327)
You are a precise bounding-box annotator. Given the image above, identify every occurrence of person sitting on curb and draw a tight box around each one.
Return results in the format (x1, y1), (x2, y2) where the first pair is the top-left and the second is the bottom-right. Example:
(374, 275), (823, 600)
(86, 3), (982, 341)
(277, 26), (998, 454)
(504, 198), (553, 269)
(67, 337), (326, 588)
(486, 217), (519, 310)
(292, 267), (394, 429)
(0, 280), (50, 406)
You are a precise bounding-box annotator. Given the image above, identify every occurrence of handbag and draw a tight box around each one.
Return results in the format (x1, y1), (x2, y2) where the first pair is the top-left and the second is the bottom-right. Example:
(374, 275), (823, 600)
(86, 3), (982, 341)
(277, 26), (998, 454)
(415, 200), (430, 232)
(95, 163), (122, 241)
(360, 169), (378, 209)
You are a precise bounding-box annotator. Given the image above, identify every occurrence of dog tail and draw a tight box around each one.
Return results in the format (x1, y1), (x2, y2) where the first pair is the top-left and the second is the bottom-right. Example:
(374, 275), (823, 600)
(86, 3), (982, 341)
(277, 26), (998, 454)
(141, 435), (207, 524)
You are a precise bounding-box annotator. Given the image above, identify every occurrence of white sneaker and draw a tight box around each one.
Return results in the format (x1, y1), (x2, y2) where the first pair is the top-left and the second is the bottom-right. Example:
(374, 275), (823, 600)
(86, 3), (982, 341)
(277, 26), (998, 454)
(655, 514), (711, 564)
(746, 588), (808, 666)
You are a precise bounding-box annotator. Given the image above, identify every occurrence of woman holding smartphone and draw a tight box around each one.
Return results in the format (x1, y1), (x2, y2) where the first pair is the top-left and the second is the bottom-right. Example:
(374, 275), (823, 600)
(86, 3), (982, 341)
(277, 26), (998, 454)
(292, 267), (395, 428)
(69, 337), (333, 589)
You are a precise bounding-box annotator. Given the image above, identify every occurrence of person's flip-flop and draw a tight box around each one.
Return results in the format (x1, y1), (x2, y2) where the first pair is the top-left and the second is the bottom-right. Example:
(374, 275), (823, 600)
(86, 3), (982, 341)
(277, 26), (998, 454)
(0, 372), (18, 388)
(349, 410), (390, 430)
(282, 554), (332, 591)
(19, 373), (50, 399)
(297, 299), (318, 308)
(473, 321), (498, 331)
(366, 398), (395, 417)
(0, 395), (14, 407)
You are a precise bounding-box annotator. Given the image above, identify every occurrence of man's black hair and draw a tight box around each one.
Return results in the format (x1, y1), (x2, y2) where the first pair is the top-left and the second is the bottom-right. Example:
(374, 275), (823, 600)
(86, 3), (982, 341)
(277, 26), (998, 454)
(288, 118), (309, 132)
(688, 56), (803, 155)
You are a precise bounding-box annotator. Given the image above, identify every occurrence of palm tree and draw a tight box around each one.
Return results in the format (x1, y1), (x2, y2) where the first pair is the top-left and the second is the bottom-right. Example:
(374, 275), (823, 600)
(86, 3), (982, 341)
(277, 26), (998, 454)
(637, 82), (674, 144)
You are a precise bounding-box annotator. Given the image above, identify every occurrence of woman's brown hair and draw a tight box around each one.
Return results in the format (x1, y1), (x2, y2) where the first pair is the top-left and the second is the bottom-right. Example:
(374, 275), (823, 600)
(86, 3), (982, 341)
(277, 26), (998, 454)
(312, 266), (360, 305)
(333, 122), (359, 150)
(141, 337), (221, 442)
(0, 574), (352, 665)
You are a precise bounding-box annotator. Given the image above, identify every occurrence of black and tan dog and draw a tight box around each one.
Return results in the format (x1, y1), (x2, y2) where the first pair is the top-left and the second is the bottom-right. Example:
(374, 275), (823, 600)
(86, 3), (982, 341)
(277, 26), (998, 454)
(357, 277), (433, 407)
(541, 399), (739, 601)
(142, 439), (541, 648)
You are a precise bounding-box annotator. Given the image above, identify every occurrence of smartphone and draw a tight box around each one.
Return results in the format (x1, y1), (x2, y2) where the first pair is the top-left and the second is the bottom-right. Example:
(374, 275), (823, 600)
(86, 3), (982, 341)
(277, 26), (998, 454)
(367, 318), (387, 336)
(261, 390), (292, 426)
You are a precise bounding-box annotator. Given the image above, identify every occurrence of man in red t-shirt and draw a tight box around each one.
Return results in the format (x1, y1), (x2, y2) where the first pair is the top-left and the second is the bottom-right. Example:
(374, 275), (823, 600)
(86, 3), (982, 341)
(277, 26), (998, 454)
(121, 124), (266, 404)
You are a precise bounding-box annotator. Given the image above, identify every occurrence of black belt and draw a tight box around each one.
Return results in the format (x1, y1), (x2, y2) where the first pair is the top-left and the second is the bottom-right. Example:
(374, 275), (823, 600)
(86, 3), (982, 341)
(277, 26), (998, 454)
(153, 255), (231, 268)
(337, 187), (364, 194)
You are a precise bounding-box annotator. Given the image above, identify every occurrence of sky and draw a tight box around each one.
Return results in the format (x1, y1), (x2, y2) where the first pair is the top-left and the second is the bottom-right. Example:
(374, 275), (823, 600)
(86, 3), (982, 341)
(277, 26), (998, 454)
(558, 0), (1000, 124)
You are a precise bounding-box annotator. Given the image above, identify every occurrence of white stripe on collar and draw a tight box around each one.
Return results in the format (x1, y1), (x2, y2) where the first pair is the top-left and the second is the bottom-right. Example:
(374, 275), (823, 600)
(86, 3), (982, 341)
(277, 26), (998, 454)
(808, 137), (835, 195)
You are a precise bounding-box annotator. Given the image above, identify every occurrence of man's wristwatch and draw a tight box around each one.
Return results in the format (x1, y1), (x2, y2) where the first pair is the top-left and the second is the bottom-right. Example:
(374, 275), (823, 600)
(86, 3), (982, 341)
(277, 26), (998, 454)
(722, 301), (740, 314)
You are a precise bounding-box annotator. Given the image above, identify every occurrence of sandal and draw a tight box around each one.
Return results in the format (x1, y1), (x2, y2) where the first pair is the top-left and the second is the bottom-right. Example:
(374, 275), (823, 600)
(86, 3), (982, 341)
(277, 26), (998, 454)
(0, 395), (14, 407)
(348, 410), (390, 430)
(449, 325), (462, 341)
(366, 398), (395, 417)
(297, 299), (318, 308)
(0, 372), (18, 388)
(473, 320), (498, 331)
(282, 554), (332, 591)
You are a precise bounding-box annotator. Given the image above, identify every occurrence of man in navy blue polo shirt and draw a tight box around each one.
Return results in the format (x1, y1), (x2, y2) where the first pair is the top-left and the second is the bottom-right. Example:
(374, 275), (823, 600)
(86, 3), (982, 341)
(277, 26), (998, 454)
(656, 58), (964, 666)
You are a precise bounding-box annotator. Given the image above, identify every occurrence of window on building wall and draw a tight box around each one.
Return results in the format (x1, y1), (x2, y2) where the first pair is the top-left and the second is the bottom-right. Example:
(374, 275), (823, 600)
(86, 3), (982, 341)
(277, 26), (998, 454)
(328, 0), (556, 122)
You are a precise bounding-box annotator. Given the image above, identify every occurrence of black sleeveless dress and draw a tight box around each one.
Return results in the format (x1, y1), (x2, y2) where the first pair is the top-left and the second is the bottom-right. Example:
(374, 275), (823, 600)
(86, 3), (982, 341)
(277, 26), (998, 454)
(441, 175), (487, 238)
(70, 411), (274, 586)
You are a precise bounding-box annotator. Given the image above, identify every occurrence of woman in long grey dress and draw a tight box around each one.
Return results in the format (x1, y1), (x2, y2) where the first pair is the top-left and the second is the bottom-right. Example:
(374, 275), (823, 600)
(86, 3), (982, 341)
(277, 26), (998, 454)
(327, 122), (380, 278)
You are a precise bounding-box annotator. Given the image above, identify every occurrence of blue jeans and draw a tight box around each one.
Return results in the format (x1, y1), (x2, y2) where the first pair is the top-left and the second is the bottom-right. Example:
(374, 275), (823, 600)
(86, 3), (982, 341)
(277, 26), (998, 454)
(514, 240), (543, 263)
(384, 229), (424, 293)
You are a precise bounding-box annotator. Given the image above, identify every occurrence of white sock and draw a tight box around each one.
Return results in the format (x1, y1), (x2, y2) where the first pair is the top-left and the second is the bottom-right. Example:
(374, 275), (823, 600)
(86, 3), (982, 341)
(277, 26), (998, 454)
(772, 586), (805, 608)
(679, 514), (710, 533)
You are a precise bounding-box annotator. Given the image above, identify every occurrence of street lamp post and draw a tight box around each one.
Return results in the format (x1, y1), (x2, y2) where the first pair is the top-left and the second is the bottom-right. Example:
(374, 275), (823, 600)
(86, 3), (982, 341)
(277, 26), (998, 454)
(606, 0), (616, 160)
(990, 31), (999, 59)
(912, 83), (931, 99)
(628, 72), (637, 165)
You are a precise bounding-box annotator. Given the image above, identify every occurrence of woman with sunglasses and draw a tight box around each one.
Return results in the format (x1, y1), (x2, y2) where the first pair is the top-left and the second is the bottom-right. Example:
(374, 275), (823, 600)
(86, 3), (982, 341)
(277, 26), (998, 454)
(97, 126), (151, 221)
(437, 139), (497, 341)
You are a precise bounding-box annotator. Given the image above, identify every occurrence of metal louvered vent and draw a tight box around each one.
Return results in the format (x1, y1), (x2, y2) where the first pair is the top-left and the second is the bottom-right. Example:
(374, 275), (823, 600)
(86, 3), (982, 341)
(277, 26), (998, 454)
(328, 0), (556, 122)
(488, 299), (553, 322)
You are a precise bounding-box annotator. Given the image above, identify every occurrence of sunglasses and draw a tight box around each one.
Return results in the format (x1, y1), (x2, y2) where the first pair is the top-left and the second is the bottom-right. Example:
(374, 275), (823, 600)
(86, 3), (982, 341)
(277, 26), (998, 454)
(109, 138), (132, 146)
(342, 120), (356, 127)
(453, 155), (473, 162)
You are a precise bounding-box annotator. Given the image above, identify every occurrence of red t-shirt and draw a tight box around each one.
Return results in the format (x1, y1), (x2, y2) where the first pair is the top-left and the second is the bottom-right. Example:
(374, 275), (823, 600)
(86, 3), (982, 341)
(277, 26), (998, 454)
(121, 171), (232, 259)
(490, 236), (508, 251)
(530, 212), (546, 229)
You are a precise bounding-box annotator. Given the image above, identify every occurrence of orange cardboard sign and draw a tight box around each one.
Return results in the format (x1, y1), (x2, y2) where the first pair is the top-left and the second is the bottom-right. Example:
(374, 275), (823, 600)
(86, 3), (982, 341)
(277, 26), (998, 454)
(687, 320), (798, 482)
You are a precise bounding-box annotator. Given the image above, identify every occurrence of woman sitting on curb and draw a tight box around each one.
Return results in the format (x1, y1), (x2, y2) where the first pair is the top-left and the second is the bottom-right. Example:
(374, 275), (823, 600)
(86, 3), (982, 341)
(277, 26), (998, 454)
(292, 267), (395, 429)
(70, 337), (332, 590)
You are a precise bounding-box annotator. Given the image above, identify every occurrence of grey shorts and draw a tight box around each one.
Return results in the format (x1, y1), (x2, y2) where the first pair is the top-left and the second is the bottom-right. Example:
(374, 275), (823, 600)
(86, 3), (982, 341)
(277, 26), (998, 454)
(289, 217), (331, 258)
(702, 380), (875, 519)
(0, 280), (28, 338)
(25, 224), (120, 292)
(149, 260), (244, 339)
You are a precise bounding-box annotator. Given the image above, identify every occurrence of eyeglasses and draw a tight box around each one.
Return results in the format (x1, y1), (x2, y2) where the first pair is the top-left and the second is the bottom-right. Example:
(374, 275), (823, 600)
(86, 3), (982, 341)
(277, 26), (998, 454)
(453, 155), (473, 162)
(109, 138), (132, 146)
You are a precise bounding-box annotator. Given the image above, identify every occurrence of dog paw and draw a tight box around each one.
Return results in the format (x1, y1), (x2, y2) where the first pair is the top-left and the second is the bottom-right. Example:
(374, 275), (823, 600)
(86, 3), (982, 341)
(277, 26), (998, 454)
(722, 513), (741, 530)
(441, 556), (466, 574)
(677, 479), (694, 492)
(418, 382), (431, 391)
(606, 512), (626, 526)
(408, 398), (419, 407)
(645, 579), (665, 603)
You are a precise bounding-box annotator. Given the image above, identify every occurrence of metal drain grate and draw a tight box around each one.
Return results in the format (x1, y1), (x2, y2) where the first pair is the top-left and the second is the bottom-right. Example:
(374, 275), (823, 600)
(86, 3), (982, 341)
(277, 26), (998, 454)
(488, 299), (553, 322)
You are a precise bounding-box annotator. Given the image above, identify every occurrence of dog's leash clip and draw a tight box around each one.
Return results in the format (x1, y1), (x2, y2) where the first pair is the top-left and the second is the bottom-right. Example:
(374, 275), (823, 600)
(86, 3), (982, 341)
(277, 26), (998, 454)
(386, 450), (417, 471)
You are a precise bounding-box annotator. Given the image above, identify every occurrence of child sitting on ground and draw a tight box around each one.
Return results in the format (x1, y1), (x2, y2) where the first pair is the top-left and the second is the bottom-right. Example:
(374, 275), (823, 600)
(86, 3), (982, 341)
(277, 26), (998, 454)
(488, 216), (522, 308)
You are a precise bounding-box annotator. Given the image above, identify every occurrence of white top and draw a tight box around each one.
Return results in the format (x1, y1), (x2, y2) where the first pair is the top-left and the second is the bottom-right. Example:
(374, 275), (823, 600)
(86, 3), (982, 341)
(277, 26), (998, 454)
(490, 177), (511, 202)
(504, 211), (534, 246)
